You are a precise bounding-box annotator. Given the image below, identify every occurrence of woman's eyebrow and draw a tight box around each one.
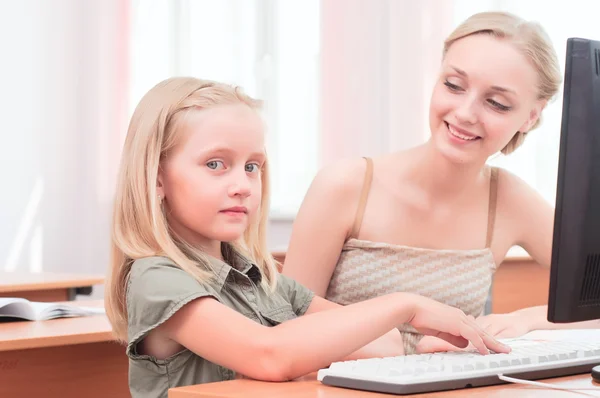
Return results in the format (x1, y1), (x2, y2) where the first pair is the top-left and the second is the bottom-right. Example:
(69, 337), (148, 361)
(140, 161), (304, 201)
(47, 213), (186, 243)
(450, 65), (516, 95)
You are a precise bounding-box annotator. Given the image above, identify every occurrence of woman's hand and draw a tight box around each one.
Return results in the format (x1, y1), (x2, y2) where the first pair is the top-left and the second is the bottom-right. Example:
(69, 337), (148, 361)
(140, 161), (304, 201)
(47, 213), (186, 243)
(415, 335), (466, 354)
(475, 312), (533, 338)
(415, 311), (533, 354)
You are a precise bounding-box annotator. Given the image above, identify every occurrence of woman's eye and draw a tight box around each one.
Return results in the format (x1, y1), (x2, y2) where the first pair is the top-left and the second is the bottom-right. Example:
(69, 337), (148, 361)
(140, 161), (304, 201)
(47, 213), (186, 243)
(444, 80), (463, 92)
(207, 160), (225, 170)
(245, 163), (259, 173)
(488, 99), (511, 112)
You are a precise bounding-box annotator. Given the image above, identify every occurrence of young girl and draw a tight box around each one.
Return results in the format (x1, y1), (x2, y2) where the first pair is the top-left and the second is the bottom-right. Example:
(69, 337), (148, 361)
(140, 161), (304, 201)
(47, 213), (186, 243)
(283, 10), (600, 355)
(104, 77), (507, 398)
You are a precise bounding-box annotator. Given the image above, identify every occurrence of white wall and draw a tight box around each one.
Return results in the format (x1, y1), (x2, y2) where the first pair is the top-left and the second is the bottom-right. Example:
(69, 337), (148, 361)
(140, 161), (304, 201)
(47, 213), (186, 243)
(1, 0), (128, 299)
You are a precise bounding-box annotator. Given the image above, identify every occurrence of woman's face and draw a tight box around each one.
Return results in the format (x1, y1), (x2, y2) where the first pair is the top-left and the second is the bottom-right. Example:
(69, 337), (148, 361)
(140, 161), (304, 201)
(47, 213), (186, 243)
(429, 33), (544, 164)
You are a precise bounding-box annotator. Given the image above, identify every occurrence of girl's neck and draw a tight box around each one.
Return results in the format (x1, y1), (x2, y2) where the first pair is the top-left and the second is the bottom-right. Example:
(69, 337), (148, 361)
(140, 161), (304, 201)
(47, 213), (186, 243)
(203, 241), (224, 261)
(166, 215), (224, 260)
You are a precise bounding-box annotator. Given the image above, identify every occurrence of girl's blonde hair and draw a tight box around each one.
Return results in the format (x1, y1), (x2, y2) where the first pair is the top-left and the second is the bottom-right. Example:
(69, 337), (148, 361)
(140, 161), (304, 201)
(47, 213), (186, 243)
(443, 11), (562, 155)
(105, 77), (279, 342)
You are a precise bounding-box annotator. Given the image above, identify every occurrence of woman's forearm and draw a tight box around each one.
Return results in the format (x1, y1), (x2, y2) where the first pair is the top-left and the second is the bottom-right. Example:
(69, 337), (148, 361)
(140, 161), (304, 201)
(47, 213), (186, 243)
(514, 305), (600, 330)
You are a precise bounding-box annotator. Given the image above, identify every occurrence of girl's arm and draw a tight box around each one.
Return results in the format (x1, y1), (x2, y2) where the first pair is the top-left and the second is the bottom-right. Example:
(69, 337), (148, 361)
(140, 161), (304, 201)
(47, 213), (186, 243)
(159, 291), (509, 382)
(304, 295), (405, 359)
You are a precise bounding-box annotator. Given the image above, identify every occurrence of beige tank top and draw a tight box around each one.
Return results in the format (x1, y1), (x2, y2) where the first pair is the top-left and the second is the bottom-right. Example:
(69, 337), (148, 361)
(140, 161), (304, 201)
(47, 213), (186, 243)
(325, 157), (499, 354)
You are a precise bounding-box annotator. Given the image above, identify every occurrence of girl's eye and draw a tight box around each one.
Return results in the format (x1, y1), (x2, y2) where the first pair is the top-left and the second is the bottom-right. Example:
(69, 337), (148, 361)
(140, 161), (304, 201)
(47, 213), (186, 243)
(207, 160), (225, 170)
(245, 163), (260, 173)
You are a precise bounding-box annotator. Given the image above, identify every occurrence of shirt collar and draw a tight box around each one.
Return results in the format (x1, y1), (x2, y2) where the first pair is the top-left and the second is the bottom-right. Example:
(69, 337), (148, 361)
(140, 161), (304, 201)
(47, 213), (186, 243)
(208, 247), (262, 291)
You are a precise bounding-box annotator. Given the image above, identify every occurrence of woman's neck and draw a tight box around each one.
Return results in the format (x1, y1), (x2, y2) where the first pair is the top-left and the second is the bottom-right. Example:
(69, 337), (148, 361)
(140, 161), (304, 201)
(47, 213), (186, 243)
(406, 141), (489, 200)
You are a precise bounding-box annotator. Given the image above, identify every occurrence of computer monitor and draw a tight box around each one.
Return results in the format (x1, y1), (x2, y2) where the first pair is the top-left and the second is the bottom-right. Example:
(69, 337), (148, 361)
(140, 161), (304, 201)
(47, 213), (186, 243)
(548, 37), (600, 323)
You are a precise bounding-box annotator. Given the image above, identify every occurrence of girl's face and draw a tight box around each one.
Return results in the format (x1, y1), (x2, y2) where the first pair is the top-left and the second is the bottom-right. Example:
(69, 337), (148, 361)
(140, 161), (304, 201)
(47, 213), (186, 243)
(158, 103), (265, 253)
(428, 34), (545, 164)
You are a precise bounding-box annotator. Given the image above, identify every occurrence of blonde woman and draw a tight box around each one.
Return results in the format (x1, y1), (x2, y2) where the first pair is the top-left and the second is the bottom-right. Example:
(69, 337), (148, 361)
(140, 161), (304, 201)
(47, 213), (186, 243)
(104, 77), (506, 398)
(283, 11), (600, 355)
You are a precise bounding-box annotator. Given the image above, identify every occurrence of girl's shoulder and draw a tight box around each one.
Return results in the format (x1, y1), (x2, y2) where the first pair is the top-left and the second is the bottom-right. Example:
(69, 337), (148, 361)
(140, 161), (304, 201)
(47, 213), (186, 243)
(130, 255), (177, 271)
(128, 256), (183, 286)
(127, 256), (208, 301)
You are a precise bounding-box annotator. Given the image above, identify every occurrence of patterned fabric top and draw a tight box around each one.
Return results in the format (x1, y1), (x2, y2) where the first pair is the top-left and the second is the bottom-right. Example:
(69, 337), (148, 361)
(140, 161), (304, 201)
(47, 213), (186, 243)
(325, 239), (497, 354)
(324, 158), (499, 354)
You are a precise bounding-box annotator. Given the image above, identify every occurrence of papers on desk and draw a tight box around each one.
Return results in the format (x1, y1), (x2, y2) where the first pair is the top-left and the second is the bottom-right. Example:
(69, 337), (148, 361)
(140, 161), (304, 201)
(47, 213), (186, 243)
(0, 297), (105, 321)
(500, 329), (600, 343)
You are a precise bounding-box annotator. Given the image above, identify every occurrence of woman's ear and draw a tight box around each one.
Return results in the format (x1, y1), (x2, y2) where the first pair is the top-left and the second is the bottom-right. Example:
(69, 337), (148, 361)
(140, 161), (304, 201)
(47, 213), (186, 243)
(520, 100), (547, 133)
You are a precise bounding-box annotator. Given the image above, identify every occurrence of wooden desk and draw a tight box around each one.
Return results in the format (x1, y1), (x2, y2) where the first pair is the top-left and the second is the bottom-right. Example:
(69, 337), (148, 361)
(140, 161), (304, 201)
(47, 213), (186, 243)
(0, 272), (104, 302)
(0, 300), (129, 398)
(168, 372), (598, 397)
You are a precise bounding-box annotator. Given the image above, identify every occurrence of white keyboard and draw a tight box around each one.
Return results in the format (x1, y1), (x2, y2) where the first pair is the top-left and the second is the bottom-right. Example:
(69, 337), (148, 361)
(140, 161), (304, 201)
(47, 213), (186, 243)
(318, 339), (600, 395)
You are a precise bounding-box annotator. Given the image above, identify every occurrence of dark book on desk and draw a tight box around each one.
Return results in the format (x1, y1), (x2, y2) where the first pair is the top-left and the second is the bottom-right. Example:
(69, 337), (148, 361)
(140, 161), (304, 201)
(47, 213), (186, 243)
(0, 298), (105, 321)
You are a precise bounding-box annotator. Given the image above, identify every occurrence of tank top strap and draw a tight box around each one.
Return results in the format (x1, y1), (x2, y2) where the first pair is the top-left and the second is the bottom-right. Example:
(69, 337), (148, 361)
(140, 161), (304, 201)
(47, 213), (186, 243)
(349, 157), (374, 239)
(485, 167), (499, 248)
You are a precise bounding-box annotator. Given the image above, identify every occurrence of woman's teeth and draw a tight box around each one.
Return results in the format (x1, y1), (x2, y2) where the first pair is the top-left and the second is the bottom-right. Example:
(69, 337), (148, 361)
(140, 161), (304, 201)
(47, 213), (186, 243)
(448, 124), (478, 141)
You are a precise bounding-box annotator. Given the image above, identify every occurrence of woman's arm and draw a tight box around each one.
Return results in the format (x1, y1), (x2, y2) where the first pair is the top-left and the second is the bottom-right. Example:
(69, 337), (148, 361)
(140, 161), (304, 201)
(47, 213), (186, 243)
(417, 170), (595, 353)
(282, 159), (366, 296)
(508, 170), (554, 268)
(480, 306), (600, 335)
(159, 292), (508, 382)
(481, 170), (600, 336)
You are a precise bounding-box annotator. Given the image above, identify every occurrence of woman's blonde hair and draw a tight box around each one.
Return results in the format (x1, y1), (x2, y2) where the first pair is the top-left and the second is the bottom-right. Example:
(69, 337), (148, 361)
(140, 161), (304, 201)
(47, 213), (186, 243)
(443, 11), (562, 155)
(105, 77), (279, 342)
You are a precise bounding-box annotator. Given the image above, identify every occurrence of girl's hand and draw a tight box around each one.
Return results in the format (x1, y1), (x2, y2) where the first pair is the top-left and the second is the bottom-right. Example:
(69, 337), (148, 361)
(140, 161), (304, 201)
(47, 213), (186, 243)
(348, 328), (405, 360)
(407, 295), (511, 355)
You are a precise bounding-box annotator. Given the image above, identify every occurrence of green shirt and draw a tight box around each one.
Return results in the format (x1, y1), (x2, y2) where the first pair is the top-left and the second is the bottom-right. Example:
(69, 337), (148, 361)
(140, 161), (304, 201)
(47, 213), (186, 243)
(125, 253), (315, 398)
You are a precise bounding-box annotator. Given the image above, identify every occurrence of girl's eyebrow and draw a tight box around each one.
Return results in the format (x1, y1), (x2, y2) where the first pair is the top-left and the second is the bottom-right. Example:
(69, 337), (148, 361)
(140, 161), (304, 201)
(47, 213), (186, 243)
(200, 146), (266, 160)
(200, 146), (234, 156)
